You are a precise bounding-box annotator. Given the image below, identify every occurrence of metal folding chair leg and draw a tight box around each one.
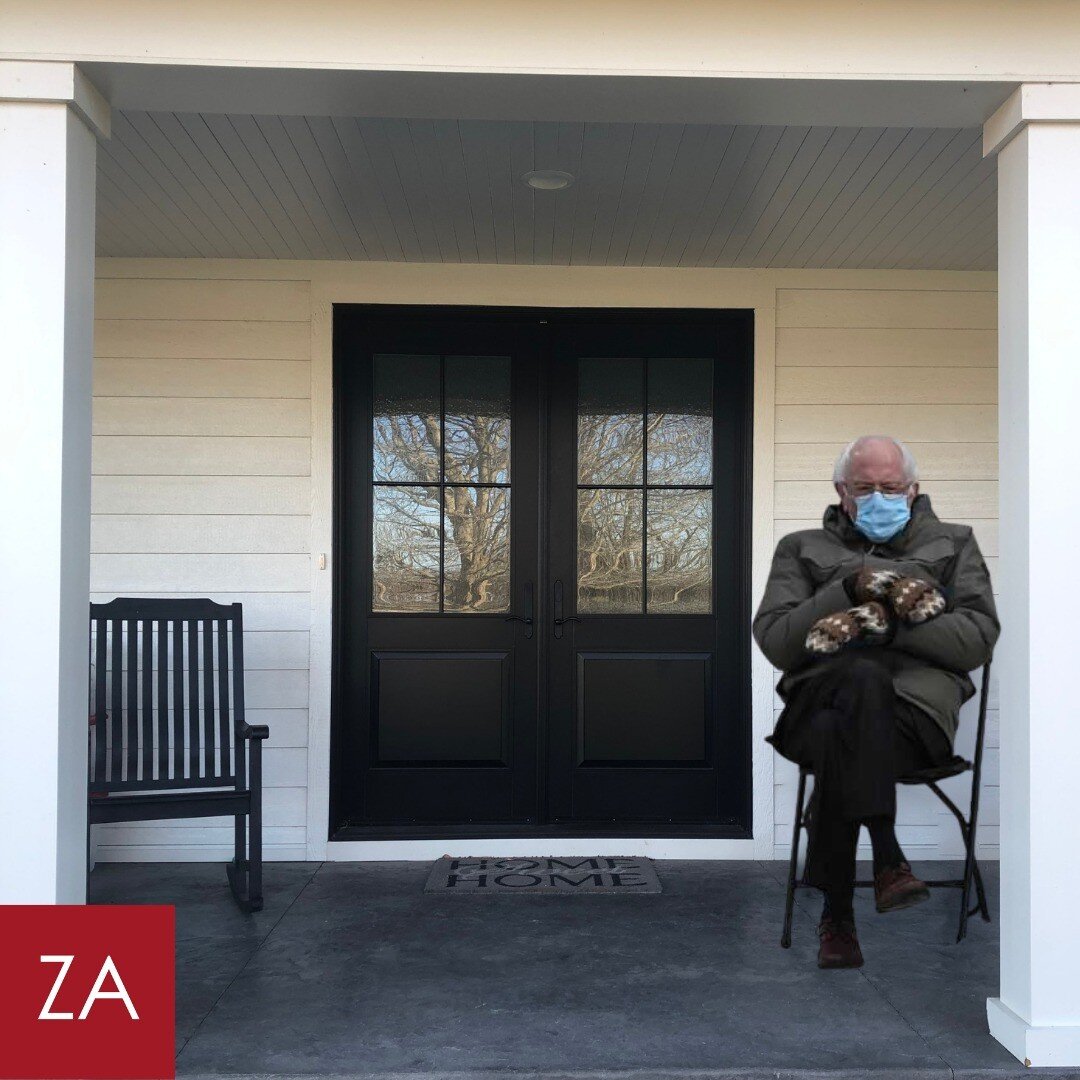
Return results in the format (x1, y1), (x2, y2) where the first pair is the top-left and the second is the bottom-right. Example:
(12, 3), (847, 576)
(972, 860), (990, 920)
(956, 791), (990, 940)
(781, 768), (807, 949)
(925, 779), (991, 942)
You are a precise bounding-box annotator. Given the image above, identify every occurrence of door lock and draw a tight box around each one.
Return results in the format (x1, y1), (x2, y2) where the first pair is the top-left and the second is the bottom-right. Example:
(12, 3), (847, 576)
(504, 581), (534, 639)
(552, 579), (579, 638)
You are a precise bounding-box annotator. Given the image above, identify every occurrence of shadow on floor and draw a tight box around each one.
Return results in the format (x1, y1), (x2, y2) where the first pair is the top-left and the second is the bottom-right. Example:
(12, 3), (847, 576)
(87, 859), (1069, 1079)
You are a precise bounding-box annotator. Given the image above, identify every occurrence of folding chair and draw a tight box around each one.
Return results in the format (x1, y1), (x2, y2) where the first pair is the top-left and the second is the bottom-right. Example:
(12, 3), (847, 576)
(780, 658), (993, 948)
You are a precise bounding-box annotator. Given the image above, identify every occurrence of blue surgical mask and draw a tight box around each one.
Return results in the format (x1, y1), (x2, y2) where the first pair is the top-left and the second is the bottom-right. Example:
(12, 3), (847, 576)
(853, 491), (911, 542)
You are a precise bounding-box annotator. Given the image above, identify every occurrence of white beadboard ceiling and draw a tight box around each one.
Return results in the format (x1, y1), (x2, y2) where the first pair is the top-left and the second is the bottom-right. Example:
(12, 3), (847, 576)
(96, 112), (996, 270)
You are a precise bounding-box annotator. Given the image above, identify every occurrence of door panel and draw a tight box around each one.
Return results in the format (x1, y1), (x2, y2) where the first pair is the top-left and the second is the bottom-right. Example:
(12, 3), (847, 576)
(546, 317), (751, 829)
(332, 307), (751, 838)
(371, 652), (511, 764)
(335, 312), (540, 828)
(576, 653), (711, 764)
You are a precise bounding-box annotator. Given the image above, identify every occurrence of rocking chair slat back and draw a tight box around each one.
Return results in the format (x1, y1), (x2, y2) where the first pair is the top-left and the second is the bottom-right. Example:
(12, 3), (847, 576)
(88, 598), (245, 794)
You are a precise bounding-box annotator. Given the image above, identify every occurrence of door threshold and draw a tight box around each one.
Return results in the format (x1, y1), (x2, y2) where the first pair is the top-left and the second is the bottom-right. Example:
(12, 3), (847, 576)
(324, 833), (758, 862)
(331, 822), (751, 842)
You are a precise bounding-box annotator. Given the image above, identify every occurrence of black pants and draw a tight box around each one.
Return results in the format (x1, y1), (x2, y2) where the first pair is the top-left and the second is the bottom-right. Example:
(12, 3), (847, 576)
(770, 651), (952, 891)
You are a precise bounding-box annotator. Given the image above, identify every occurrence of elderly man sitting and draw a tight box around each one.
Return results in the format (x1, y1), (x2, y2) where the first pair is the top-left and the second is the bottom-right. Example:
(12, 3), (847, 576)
(753, 435), (999, 969)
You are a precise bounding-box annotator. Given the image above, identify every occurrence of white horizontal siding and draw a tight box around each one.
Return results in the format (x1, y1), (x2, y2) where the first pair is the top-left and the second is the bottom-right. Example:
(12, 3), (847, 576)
(89, 265), (999, 865)
(775, 327), (996, 367)
(94, 318), (310, 359)
(95, 278), (311, 321)
(775, 288), (996, 329)
(770, 285), (999, 859)
(92, 436), (311, 475)
(91, 515), (310, 554)
(95, 357), (310, 398)
(777, 403), (997, 442)
(91, 273), (312, 863)
(94, 397), (311, 436)
(91, 553), (310, 591)
(776, 366), (996, 405)
(93, 475), (310, 514)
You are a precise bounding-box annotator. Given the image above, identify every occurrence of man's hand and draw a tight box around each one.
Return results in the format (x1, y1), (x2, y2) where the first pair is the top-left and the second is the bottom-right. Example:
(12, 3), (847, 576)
(805, 601), (891, 655)
(850, 567), (902, 604)
(889, 577), (946, 624)
(848, 567), (946, 626)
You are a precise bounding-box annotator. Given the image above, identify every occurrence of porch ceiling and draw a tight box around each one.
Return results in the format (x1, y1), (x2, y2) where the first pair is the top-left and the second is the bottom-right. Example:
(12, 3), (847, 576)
(97, 112), (996, 270)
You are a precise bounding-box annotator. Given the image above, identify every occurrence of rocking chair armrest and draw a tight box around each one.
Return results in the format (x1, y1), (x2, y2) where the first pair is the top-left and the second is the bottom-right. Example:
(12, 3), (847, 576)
(241, 723), (270, 741)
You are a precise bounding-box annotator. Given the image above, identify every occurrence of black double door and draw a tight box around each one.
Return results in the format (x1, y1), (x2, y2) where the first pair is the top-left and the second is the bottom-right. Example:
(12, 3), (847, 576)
(333, 306), (752, 839)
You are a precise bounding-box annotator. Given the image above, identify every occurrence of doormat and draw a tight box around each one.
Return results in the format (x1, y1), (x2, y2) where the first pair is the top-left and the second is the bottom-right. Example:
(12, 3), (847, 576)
(424, 856), (661, 894)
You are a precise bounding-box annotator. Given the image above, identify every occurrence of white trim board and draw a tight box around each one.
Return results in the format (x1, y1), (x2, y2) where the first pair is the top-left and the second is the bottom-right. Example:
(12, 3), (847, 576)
(323, 838), (759, 862)
(305, 265), (779, 863)
(987, 997), (1080, 1069)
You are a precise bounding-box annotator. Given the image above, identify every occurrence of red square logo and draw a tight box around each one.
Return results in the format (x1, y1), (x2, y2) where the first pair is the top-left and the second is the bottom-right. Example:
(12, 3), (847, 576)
(0, 905), (175, 1079)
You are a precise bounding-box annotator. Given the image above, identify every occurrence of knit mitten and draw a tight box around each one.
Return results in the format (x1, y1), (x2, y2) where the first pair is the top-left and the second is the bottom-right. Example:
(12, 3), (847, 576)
(849, 567), (902, 605)
(849, 600), (893, 642)
(888, 577), (946, 624)
(805, 601), (891, 655)
(805, 611), (858, 655)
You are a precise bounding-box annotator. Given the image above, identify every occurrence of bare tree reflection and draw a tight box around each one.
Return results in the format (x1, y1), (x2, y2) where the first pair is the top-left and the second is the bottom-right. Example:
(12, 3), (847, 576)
(371, 354), (714, 616)
(577, 356), (713, 614)
(372, 356), (511, 612)
(444, 486), (510, 612)
(577, 488), (643, 613)
(373, 485), (440, 611)
(647, 490), (711, 613)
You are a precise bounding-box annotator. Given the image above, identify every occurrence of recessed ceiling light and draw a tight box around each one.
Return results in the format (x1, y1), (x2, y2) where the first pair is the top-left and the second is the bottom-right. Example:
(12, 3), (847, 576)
(523, 170), (575, 191)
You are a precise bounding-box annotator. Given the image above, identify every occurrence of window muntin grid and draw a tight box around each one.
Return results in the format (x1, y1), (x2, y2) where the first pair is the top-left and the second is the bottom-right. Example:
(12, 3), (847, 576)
(576, 357), (713, 615)
(372, 353), (511, 613)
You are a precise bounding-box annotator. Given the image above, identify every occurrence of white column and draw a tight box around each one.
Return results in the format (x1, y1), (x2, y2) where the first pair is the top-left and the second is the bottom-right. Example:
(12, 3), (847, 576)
(0, 62), (109, 903)
(983, 83), (1080, 1067)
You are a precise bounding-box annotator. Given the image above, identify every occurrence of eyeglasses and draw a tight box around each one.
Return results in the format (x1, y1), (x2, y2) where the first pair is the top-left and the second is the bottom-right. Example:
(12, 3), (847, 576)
(844, 481), (912, 498)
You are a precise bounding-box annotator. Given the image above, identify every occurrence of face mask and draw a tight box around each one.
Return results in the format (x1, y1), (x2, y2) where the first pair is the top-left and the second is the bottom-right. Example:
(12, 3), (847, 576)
(852, 490), (911, 542)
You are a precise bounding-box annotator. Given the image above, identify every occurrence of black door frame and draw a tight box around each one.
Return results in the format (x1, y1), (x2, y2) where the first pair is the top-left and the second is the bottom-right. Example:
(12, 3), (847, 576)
(330, 304), (754, 842)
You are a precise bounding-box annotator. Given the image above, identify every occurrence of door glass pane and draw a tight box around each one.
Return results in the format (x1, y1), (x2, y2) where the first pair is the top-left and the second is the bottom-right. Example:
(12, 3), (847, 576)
(646, 489), (712, 613)
(445, 356), (510, 484)
(373, 354), (441, 482)
(444, 487), (511, 612)
(372, 485), (441, 611)
(578, 358), (644, 485)
(648, 358), (713, 485)
(577, 488), (644, 614)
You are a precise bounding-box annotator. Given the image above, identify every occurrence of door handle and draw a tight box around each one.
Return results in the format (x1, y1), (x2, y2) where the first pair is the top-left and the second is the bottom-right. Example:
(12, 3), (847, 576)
(504, 580), (534, 639)
(552, 579), (580, 639)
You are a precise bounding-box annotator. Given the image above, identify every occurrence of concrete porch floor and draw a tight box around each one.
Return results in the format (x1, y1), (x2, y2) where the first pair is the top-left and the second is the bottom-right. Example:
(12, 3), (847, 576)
(88, 859), (1069, 1079)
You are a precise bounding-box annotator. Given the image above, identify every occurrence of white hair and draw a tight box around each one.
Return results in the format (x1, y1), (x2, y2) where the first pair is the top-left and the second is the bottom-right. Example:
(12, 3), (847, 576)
(832, 435), (919, 485)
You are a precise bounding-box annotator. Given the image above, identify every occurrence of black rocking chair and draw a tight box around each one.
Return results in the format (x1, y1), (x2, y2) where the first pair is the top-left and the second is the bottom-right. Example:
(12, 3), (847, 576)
(88, 598), (267, 912)
(781, 658), (993, 947)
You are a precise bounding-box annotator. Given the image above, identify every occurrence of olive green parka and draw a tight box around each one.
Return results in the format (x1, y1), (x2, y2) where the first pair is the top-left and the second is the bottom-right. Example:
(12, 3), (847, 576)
(752, 494), (999, 744)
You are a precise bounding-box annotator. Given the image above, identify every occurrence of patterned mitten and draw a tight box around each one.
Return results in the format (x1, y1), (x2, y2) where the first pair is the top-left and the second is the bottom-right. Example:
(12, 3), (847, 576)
(805, 601), (891, 655)
(806, 610), (859, 655)
(887, 577), (946, 625)
(850, 567), (902, 604)
(848, 600), (893, 643)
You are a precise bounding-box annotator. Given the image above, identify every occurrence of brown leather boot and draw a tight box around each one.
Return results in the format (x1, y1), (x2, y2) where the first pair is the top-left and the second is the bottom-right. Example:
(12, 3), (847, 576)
(874, 861), (931, 913)
(817, 917), (864, 968)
